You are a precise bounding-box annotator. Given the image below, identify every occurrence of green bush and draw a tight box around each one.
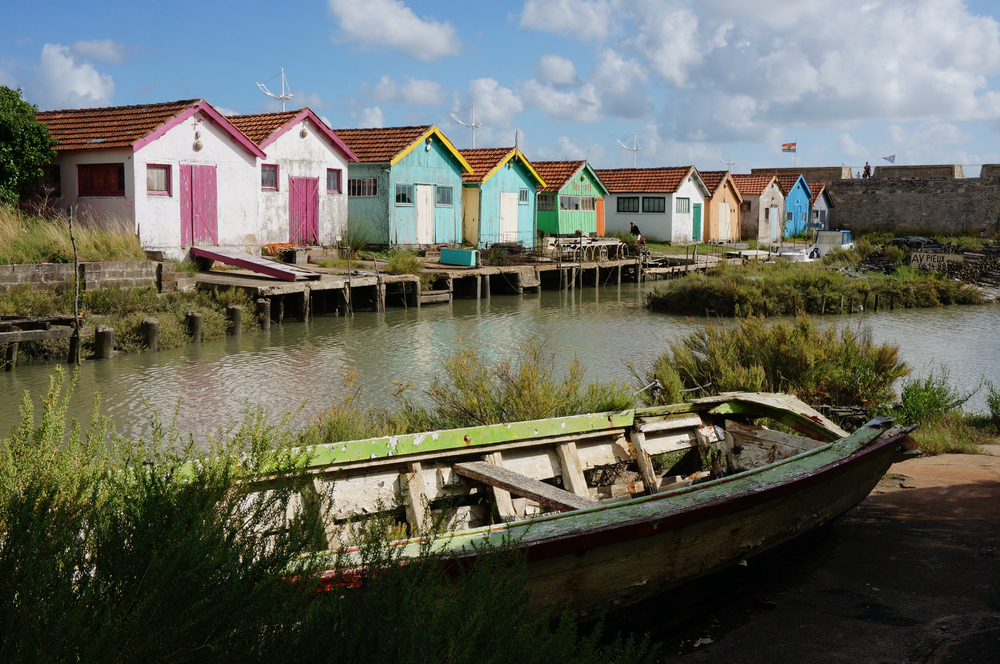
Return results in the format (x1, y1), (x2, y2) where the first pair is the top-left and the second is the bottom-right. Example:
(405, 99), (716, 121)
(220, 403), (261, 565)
(890, 367), (975, 426)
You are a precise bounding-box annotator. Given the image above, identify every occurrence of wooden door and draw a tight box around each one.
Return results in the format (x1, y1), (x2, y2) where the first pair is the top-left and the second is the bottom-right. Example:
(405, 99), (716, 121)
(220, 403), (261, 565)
(499, 192), (518, 243)
(289, 177), (319, 244)
(692, 203), (702, 242)
(596, 197), (605, 236)
(180, 164), (218, 246)
(719, 201), (730, 240)
(415, 184), (434, 244)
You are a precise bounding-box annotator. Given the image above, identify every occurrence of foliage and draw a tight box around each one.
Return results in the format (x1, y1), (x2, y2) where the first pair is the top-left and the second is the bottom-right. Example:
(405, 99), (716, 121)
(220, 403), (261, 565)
(0, 87), (57, 204)
(987, 380), (1000, 429)
(0, 369), (658, 663)
(887, 366), (977, 426)
(345, 219), (378, 256)
(386, 249), (435, 290)
(904, 412), (991, 456)
(645, 260), (982, 316)
(634, 316), (909, 411)
(0, 203), (145, 264)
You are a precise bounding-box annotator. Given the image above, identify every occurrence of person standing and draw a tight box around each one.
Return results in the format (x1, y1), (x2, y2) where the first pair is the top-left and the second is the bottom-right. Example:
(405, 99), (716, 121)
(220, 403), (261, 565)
(863, 162), (872, 178)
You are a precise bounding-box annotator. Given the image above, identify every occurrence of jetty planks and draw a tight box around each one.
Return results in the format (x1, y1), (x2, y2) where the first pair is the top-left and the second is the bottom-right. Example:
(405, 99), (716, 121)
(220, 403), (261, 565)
(453, 461), (597, 512)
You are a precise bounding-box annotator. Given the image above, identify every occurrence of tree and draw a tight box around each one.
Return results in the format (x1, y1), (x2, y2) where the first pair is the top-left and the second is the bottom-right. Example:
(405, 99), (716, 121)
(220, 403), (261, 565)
(0, 86), (57, 205)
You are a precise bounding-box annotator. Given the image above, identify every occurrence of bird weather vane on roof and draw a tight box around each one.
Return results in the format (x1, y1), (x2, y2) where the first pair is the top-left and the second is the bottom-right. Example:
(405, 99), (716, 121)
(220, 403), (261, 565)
(450, 103), (482, 148)
(617, 132), (641, 168)
(257, 68), (294, 112)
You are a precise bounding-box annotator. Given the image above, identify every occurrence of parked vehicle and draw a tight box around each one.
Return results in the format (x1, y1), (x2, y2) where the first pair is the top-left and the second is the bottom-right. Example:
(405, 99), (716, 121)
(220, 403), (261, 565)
(808, 230), (855, 257)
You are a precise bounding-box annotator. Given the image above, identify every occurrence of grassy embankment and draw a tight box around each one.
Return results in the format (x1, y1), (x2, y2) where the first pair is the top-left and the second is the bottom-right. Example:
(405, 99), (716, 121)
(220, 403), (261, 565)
(0, 203), (146, 264)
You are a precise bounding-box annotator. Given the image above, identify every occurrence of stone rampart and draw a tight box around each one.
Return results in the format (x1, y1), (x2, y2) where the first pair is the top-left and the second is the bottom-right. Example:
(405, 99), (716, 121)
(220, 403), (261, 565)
(873, 164), (963, 180)
(750, 166), (851, 181)
(826, 178), (1000, 235)
(0, 261), (160, 293)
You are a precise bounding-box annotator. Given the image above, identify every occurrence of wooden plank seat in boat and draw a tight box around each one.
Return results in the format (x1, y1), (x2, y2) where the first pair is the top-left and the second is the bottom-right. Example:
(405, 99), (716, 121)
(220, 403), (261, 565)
(453, 461), (598, 512)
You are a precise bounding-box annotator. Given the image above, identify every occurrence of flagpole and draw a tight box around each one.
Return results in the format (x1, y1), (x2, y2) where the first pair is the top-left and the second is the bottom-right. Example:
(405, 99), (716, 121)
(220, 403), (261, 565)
(794, 140), (797, 168)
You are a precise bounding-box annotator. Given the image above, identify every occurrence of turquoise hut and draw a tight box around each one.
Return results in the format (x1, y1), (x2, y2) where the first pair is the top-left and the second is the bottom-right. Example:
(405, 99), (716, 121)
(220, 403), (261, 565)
(332, 125), (473, 246)
(459, 147), (547, 248)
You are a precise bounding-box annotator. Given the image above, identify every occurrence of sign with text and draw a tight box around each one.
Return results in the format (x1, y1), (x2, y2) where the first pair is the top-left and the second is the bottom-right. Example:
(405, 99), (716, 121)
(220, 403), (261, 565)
(911, 252), (964, 271)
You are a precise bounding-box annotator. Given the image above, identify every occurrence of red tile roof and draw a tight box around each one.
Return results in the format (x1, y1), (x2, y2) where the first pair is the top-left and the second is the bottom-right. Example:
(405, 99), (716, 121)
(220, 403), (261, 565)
(331, 125), (430, 162)
(731, 174), (778, 197)
(698, 170), (728, 193)
(532, 160), (586, 193)
(227, 110), (300, 145)
(593, 166), (693, 194)
(809, 182), (828, 206)
(459, 147), (514, 182)
(37, 99), (201, 151)
(775, 174), (804, 195)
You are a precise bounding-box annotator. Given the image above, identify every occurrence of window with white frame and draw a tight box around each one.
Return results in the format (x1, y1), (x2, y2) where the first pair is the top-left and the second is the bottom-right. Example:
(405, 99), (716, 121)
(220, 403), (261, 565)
(348, 178), (378, 197)
(580, 196), (595, 211)
(518, 188), (529, 204)
(395, 184), (414, 205)
(146, 165), (170, 195)
(261, 164), (278, 190)
(538, 193), (556, 211)
(560, 195), (580, 211)
(673, 197), (689, 214)
(617, 197), (639, 213)
(435, 186), (453, 206)
(326, 169), (342, 193)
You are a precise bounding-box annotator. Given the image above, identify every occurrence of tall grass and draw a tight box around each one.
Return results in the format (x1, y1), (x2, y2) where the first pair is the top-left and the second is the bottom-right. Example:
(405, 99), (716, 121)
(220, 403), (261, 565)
(646, 260), (981, 316)
(0, 203), (145, 264)
(386, 249), (435, 290)
(0, 368), (656, 663)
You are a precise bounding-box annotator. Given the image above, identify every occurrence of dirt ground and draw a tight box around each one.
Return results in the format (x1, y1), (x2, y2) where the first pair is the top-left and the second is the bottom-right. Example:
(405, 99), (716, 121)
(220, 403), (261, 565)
(635, 446), (1000, 663)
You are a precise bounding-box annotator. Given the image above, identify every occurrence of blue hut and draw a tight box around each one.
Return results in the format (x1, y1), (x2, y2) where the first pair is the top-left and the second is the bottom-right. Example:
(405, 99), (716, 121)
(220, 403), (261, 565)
(332, 125), (473, 246)
(458, 147), (547, 248)
(775, 174), (813, 237)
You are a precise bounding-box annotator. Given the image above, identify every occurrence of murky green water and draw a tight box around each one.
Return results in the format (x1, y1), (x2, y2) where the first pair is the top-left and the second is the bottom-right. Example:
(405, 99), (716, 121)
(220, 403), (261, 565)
(2, 282), (998, 441)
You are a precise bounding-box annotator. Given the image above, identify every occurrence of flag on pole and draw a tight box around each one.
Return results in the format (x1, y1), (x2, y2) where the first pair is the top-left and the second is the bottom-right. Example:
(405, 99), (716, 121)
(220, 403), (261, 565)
(781, 143), (796, 153)
(883, 154), (896, 164)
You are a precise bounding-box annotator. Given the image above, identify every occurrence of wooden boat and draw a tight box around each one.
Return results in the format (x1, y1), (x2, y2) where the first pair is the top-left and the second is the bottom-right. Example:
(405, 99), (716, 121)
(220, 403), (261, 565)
(291, 392), (915, 616)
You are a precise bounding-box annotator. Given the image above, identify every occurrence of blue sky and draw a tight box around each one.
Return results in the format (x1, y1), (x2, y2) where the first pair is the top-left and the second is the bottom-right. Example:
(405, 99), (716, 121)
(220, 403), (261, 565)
(4, 0), (1000, 175)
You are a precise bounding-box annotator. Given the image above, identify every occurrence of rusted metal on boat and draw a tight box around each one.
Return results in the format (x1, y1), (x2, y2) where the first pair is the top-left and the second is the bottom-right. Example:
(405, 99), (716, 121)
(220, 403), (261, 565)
(270, 392), (915, 616)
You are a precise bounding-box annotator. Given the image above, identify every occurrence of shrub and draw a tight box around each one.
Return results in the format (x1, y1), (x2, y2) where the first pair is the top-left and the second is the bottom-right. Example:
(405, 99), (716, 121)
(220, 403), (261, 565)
(891, 367), (976, 426)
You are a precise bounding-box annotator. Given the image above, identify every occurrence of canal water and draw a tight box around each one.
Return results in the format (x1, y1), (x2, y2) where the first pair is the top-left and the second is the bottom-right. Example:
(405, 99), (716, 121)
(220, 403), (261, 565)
(2, 283), (998, 441)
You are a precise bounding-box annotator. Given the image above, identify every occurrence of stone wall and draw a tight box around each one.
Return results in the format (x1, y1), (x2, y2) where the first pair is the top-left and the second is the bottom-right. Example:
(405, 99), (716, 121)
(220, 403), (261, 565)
(826, 178), (1000, 235)
(0, 261), (160, 293)
(872, 164), (963, 179)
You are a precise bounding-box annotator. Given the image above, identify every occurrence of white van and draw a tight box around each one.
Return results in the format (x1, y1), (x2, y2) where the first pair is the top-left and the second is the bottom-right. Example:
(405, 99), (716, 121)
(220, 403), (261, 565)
(807, 230), (854, 258)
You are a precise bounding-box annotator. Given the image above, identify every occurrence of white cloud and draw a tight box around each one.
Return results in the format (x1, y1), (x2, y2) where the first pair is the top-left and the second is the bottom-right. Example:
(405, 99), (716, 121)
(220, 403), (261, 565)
(71, 39), (127, 63)
(520, 0), (618, 43)
(30, 44), (114, 110)
(369, 75), (448, 106)
(836, 132), (866, 159)
(534, 135), (608, 164)
(359, 106), (385, 128)
(328, 0), (460, 61)
(521, 80), (602, 123)
(621, 1), (703, 88)
(464, 78), (523, 128)
(534, 54), (580, 87)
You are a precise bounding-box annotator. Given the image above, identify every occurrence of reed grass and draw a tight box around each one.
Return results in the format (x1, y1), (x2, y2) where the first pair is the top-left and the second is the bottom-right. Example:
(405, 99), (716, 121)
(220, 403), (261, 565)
(385, 249), (435, 290)
(0, 203), (145, 264)
(645, 260), (982, 316)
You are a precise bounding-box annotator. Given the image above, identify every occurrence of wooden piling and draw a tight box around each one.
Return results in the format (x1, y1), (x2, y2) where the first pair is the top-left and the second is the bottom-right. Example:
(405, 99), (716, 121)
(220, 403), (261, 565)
(94, 326), (114, 359)
(141, 318), (159, 351)
(68, 334), (79, 365)
(481, 274), (490, 298)
(297, 290), (310, 322)
(874, 293), (879, 312)
(256, 299), (271, 330)
(226, 305), (242, 335)
(5, 341), (18, 371)
(336, 289), (350, 316)
(187, 310), (203, 342)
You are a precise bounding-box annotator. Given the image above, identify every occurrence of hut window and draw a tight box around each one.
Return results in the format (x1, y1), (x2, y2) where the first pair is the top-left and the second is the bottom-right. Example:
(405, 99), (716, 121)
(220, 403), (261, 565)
(395, 184), (414, 206)
(348, 178), (378, 197)
(644, 196), (667, 213)
(538, 193), (556, 211)
(519, 188), (529, 204)
(617, 197), (639, 213)
(78, 164), (125, 197)
(146, 165), (170, 195)
(580, 196), (595, 211)
(435, 186), (453, 206)
(261, 165), (278, 190)
(326, 169), (342, 193)
(560, 195), (580, 211)
(672, 197), (688, 214)
(764, 207), (770, 220)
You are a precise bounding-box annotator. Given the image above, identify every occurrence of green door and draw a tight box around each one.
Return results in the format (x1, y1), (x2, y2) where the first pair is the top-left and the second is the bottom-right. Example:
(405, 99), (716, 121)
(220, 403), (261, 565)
(692, 203), (702, 242)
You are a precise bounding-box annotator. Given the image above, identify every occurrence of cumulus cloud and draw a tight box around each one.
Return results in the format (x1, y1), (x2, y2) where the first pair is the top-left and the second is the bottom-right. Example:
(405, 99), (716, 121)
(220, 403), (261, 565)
(621, 0), (703, 88)
(520, 0), (618, 43)
(463, 78), (523, 128)
(534, 135), (608, 164)
(534, 54), (580, 87)
(521, 80), (602, 123)
(30, 44), (114, 110)
(328, 0), (460, 61)
(359, 107), (385, 128)
(71, 39), (127, 63)
(368, 75), (448, 106)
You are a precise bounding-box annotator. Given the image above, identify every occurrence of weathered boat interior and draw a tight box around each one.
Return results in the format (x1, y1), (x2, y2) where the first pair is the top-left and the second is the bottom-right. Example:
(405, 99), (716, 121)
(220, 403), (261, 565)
(301, 396), (840, 548)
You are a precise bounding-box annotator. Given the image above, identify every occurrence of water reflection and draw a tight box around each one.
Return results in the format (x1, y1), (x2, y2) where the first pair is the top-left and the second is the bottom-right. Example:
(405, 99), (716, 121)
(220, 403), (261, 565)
(1, 282), (997, 442)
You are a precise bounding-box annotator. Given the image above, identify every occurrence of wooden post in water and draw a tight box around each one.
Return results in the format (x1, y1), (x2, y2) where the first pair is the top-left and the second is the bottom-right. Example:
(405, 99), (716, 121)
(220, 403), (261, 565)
(5, 341), (18, 371)
(141, 318), (159, 351)
(297, 290), (310, 322)
(481, 274), (490, 298)
(67, 334), (79, 365)
(94, 326), (114, 358)
(256, 298), (271, 330)
(226, 305), (242, 335)
(874, 293), (879, 312)
(187, 310), (202, 342)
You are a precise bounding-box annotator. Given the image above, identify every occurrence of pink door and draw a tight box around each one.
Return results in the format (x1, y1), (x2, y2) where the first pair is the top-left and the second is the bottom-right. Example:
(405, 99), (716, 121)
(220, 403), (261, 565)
(289, 177), (319, 244)
(180, 164), (218, 245)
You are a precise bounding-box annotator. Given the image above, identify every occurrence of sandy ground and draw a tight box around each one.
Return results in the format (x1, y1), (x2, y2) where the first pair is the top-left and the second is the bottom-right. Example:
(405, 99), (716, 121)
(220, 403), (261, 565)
(630, 447), (1000, 663)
